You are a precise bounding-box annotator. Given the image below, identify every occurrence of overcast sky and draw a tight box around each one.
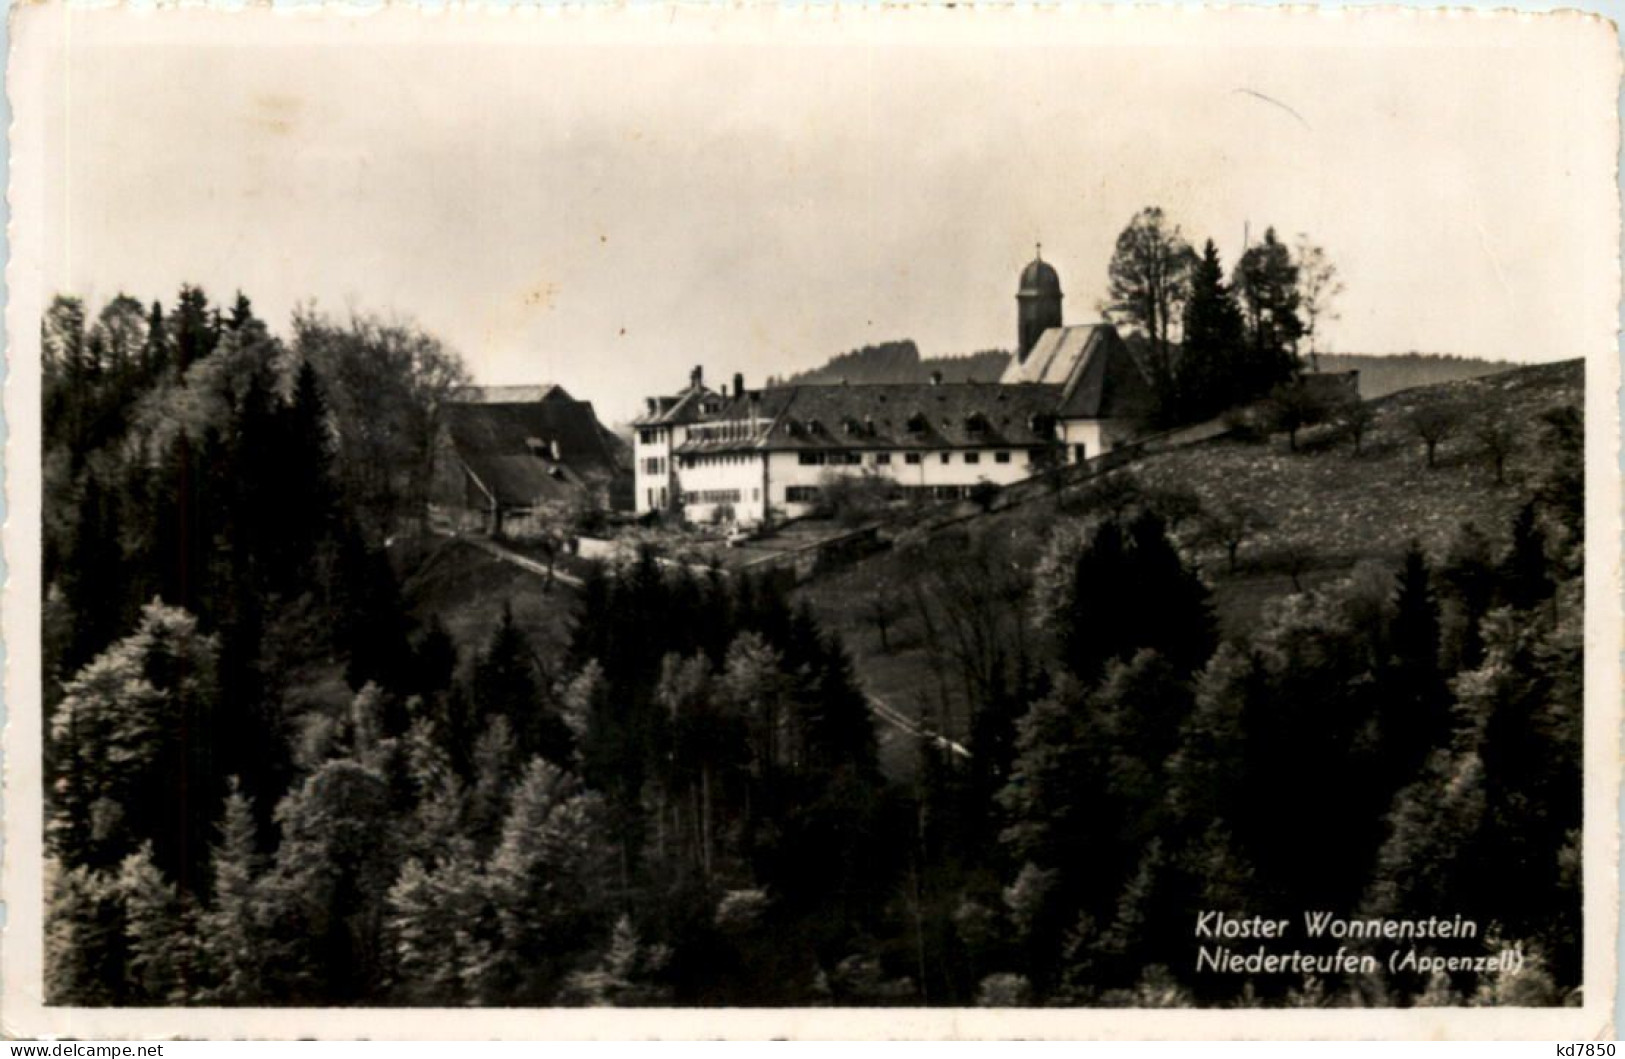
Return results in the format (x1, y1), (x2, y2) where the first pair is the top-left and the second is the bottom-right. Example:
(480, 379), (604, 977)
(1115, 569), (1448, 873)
(18, 5), (1619, 422)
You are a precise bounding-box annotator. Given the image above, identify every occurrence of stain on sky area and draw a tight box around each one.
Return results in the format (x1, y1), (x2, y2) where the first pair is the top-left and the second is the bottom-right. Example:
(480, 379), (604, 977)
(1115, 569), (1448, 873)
(522, 282), (558, 310)
(250, 93), (304, 136)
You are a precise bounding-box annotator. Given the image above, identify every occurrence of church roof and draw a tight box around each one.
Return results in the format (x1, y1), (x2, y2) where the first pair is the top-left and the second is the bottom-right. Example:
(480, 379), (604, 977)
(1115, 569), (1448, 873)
(675, 382), (1065, 455)
(1001, 324), (1154, 421)
(1018, 256), (1062, 297)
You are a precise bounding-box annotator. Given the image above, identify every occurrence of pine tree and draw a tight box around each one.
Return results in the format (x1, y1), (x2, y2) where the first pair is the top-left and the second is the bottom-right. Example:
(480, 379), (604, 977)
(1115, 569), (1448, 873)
(1501, 502), (1553, 611)
(258, 759), (398, 1003)
(198, 784), (266, 1004)
(386, 840), (493, 1005)
(172, 285), (215, 377)
(465, 713), (521, 854)
(557, 916), (674, 1007)
(483, 758), (615, 1003)
(1383, 543), (1449, 784)
(473, 605), (572, 766)
(1179, 240), (1248, 418)
(140, 300), (168, 381)
(49, 601), (223, 891)
(61, 470), (127, 675)
(116, 842), (189, 1004)
(45, 863), (129, 1005)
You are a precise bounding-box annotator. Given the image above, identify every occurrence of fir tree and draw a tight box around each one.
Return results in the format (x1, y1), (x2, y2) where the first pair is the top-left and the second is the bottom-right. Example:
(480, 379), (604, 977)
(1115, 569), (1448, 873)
(473, 605), (572, 766)
(198, 784), (266, 1004)
(1179, 240), (1248, 418)
(116, 842), (189, 1004)
(1501, 502), (1553, 611)
(45, 863), (129, 1006)
(483, 758), (615, 1003)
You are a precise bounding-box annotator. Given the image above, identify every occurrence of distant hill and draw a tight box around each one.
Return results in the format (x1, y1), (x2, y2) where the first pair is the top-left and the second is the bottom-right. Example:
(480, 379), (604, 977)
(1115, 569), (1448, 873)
(777, 342), (1509, 400)
(1315, 353), (1512, 399)
(772, 340), (1011, 386)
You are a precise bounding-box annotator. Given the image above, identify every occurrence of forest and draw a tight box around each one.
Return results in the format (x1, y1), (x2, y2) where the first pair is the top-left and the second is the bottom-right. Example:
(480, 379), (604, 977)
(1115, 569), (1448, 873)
(40, 284), (1582, 1008)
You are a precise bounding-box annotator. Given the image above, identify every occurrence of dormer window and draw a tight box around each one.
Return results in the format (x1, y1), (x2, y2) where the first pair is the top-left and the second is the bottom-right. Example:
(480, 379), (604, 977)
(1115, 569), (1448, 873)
(1028, 413), (1056, 438)
(966, 412), (990, 435)
(906, 412), (929, 435)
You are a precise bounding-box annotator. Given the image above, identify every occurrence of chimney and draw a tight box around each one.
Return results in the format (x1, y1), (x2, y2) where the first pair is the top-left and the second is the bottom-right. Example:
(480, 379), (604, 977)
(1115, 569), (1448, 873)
(930, 370), (944, 386)
(733, 372), (744, 398)
(690, 365), (703, 389)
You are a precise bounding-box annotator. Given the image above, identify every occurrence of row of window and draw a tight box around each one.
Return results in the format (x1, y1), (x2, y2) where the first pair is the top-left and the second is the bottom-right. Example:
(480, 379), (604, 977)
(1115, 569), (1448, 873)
(781, 483), (988, 505)
(783, 412), (1046, 438)
(684, 489), (745, 505)
(797, 452), (865, 466)
(641, 456), (667, 476)
(680, 453), (757, 470)
(797, 450), (1020, 467)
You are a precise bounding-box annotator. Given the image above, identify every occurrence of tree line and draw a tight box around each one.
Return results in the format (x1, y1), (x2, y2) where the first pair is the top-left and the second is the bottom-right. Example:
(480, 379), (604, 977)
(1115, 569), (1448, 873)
(1103, 207), (1344, 429)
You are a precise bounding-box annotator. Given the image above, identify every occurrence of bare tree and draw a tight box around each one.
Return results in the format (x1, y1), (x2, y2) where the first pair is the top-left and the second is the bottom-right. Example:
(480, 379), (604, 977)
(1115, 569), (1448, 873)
(293, 309), (471, 539)
(1274, 540), (1315, 593)
(1197, 501), (1272, 574)
(1263, 380), (1333, 452)
(1294, 236), (1345, 373)
(1339, 399), (1376, 455)
(1474, 418), (1518, 485)
(864, 590), (902, 654)
(1144, 483), (1204, 534)
(1406, 400), (1464, 469)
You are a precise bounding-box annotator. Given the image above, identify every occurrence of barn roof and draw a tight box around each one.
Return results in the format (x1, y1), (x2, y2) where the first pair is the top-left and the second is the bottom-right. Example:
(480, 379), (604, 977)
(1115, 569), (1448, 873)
(676, 382), (1065, 454)
(442, 399), (621, 507)
(452, 384), (573, 405)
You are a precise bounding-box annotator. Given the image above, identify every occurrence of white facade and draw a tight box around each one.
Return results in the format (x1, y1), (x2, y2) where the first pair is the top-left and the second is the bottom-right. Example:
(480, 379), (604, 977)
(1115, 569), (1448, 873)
(634, 423), (683, 515)
(673, 444), (1044, 525)
(677, 450), (771, 525)
(1057, 417), (1144, 464)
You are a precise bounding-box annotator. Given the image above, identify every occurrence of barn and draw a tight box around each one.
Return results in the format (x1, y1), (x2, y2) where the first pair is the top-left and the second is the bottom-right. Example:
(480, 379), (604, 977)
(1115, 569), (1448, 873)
(430, 385), (630, 539)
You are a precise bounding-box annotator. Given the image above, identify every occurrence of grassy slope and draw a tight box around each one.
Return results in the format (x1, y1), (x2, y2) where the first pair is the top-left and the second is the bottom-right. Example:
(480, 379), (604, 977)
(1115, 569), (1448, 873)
(400, 538), (580, 670)
(797, 358), (1583, 772)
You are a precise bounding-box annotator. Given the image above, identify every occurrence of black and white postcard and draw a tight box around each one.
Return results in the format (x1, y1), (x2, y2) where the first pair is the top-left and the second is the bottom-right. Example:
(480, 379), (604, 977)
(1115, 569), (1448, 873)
(3, 3), (1619, 1039)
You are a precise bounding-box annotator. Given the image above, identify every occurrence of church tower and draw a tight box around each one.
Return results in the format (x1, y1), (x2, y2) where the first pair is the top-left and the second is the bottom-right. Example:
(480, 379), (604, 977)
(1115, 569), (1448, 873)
(1016, 247), (1064, 364)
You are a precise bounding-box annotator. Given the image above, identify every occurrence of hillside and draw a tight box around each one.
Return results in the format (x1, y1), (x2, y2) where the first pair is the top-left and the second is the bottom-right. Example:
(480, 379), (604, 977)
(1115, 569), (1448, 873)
(1316, 352), (1512, 398)
(772, 339), (1011, 386)
(796, 358), (1583, 773)
(399, 537), (580, 666)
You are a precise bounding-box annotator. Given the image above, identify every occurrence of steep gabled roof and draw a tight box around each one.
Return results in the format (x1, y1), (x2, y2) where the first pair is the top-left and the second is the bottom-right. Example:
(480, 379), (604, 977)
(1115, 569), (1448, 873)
(452, 384), (574, 405)
(631, 383), (727, 427)
(443, 399), (621, 506)
(1002, 323), (1153, 421)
